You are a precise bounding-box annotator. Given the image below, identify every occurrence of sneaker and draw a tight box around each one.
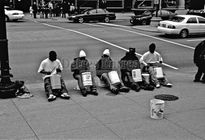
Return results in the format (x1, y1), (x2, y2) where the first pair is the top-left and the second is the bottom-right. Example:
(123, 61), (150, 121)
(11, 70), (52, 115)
(92, 91), (98, 96)
(165, 83), (172, 88)
(119, 86), (130, 93)
(111, 87), (119, 95)
(81, 89), (87, 97)
(48, 94), (56, 102)
(60, 93), (70, 99)
(156, 83), (160, 88)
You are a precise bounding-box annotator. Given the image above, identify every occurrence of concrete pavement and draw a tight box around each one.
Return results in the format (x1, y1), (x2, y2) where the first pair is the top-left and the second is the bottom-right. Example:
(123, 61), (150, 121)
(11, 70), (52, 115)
(0, 13), (205, 140)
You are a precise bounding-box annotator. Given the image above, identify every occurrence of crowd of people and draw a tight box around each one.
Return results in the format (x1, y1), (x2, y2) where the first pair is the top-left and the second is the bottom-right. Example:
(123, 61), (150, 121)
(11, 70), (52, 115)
(38, 43), (173, 102)
(30, 1), (77, 19)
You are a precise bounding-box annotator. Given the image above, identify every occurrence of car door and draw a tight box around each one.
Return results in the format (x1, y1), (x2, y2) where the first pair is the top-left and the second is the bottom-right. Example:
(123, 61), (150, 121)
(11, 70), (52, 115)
(85, 9), (97, 21)
(186, 17), (199, 34)
(198, 17), (205, 33)
(96, 9), (106, 21)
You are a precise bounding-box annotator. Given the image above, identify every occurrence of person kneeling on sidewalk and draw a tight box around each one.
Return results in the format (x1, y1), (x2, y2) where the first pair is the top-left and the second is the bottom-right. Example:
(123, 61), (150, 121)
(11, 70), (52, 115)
(38, 51), (70, 102)
(71, 50), (98, 97)
(96, 49), (130, 94)
(119, 48), (154, 92)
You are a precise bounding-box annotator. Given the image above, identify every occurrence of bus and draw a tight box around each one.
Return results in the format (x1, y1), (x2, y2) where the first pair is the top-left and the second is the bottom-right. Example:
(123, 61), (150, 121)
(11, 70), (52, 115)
(132, 0), (178, 14)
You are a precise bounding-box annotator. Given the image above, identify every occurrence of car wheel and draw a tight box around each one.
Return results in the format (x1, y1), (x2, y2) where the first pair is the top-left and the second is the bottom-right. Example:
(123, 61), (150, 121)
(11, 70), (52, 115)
(5, 16), (9, 22)
(78, 17), (84, 23)
(141, 20), (147, 25)
(180, 29), (188, 38)
(104, 17), (110, 23)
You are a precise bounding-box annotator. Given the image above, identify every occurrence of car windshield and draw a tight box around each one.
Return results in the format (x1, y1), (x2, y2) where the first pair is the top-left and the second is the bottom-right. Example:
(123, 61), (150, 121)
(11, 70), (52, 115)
(169, 16), (185, 22)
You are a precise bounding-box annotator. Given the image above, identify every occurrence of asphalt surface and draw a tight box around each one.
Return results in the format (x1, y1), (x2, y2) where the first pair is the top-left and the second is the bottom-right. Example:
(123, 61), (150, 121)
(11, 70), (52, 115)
(0, 13), (205, 140)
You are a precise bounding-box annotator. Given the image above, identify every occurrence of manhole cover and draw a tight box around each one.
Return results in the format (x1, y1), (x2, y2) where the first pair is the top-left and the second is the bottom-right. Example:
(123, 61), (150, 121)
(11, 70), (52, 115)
(154, 94), (179, 101)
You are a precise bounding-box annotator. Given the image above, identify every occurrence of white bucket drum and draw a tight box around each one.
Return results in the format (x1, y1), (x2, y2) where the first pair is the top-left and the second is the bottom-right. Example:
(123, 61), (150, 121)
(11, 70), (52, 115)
(154, 67), (164, 79)
(132, 69), (142, 82)
(108, 71), (121, 85)
(82, 72), (93, 86)
(150, 99), (165, 119)
(50, 74), (61, 89)
(142, 73), (150, 84)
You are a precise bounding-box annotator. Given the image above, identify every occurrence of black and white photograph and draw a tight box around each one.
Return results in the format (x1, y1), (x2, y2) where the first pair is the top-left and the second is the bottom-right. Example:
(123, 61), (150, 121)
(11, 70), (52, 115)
(0, 0), (205, 139)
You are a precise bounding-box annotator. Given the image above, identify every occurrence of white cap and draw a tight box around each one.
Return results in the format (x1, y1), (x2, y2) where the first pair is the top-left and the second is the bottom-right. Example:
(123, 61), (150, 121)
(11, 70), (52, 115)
(79, 50), (86, 57)
(103, 49), (110, 56)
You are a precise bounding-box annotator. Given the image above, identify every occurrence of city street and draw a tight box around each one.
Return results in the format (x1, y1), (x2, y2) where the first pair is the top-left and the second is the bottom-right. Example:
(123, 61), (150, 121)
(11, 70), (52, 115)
(1, 15), (205, 139)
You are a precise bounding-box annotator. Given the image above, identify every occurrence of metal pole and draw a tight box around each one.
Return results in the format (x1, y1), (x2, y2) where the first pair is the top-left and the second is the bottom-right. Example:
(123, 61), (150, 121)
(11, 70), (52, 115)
(0, 0), (12, 85)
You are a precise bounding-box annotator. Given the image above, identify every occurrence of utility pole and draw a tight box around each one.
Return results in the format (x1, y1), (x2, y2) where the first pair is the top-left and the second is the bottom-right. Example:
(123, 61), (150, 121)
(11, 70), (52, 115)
(0, 0), (16, 98)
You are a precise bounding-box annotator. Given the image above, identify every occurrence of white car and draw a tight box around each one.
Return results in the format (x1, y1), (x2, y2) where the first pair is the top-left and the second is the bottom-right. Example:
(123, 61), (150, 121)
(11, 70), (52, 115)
(4, 6), (24, 21)
(157, 15), (205, 38)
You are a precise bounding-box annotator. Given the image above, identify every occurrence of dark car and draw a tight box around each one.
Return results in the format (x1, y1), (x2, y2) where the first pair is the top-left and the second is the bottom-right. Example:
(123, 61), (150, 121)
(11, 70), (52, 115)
(130, 10), (176, 25)
(187, 9), (205, 18)
(130, 11), (152, 25)
(68, 8), (116, 23)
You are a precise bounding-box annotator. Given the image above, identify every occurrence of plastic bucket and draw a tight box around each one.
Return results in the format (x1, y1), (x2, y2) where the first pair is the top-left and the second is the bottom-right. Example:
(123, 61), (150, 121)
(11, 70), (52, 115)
(132, 69), (142, 82)
(108, 71), (121, 85)
(50, 74), (61, 89)
(150, 99), (165, 119)
(142, 73), (150, 84)
(154, 67), (164, 79)
(82, 72), (93, 86)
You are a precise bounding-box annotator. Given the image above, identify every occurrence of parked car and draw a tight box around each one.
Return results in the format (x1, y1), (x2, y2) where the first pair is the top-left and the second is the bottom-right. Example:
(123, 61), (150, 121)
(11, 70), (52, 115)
(4, 6), (24, 21)
(187, 9), (205, 18)
(153, 10), (176, 20)
(68, 8), (116, 23)
(157, 15), (205, 38)
(130, 10), (176, 25)
(130, 11), (152, 25)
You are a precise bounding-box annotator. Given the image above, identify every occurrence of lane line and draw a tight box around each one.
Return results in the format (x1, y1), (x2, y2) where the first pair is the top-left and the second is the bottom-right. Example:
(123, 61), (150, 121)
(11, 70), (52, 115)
(42, 23), (178, 70)
(187, 38), (205, 42)
(99, 23), (195, 50)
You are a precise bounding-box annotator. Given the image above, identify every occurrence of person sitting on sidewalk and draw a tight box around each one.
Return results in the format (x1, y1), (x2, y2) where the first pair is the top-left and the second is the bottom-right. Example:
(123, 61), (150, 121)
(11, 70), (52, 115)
(38, 51), (70, 102)
(140, 43), (172, 88)
(119, 48), (154, 92)
(71, 50), (98, 97)
(96, 49), (130, 94)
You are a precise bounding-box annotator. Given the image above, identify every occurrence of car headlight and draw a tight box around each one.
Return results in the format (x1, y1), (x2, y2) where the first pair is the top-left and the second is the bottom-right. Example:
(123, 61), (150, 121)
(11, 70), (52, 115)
(168, 25), (176, 29)
(71, 16), (76, 18)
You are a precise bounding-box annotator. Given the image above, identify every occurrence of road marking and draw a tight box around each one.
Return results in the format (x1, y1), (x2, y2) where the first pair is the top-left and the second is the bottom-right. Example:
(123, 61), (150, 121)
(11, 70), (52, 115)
(42, 23), (178, 70)
(99, 23), (195, 50)
(84, 23), (105, 27)
(186, 38), (205, 42)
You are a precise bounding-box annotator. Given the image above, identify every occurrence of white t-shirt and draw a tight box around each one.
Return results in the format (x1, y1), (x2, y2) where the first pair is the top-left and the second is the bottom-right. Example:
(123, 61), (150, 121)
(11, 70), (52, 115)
(140, 51), (163, 65)
(38, 58), (63, 79)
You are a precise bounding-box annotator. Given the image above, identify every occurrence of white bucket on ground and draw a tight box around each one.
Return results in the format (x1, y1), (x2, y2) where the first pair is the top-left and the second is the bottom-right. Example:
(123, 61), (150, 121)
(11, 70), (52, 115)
(142, 73), (150, 84)
(150, 99), (165, 119)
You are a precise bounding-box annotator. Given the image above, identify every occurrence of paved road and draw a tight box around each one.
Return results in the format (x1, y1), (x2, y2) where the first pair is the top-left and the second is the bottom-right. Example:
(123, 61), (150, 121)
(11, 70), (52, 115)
(1, 15), (205, 140)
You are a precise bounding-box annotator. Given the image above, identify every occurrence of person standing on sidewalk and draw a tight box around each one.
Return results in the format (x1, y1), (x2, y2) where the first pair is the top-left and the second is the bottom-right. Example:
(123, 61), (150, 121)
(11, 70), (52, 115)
(32, 2), (38, 18)
(140, 43), (172, 88)
(193, 40), (205, 83)
(38, 51), (70, 102)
